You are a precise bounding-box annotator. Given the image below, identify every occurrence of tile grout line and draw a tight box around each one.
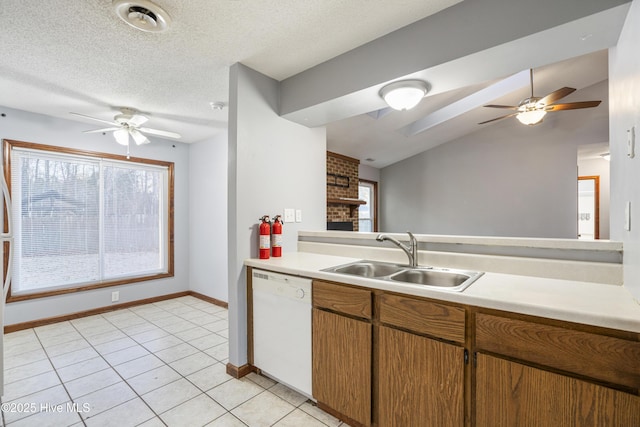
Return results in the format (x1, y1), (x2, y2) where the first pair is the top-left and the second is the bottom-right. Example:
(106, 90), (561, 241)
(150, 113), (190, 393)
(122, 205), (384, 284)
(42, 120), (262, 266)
(3, 297), (342, 427)
(68, 301), (230, 425)
(31, 326), (88, 427)
(67, 305), (180, 426)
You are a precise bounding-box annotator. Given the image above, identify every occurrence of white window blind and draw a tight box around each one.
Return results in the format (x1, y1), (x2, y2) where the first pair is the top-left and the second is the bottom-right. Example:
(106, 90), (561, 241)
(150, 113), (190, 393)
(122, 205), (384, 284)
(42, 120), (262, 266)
(10, 148), (169, 295)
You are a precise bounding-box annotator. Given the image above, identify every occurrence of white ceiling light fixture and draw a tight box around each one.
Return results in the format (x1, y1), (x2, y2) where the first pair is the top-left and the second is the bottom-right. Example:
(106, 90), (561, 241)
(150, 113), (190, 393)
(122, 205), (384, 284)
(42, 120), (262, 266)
(113, 0), (172, 33)
(113, 128), (130, 146)
(516, 98), (547, 125)
(380, 80), (429, 111)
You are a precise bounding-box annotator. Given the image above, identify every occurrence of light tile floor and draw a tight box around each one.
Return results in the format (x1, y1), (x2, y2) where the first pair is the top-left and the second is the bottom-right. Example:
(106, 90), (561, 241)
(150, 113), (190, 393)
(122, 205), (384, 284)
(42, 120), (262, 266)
(1, 296), (350, 427)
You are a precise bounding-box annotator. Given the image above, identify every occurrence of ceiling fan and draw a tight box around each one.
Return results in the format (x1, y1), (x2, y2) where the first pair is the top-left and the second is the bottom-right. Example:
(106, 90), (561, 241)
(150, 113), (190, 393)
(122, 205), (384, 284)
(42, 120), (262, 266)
(70, 108), (181, 155)
(478, 69), (602, 126)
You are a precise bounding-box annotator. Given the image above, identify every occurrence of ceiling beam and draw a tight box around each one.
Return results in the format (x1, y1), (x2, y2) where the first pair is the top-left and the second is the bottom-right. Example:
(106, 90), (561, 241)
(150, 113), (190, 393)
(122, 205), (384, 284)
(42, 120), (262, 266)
(399, 70), (531, 136)
(279, 0), (630, 127)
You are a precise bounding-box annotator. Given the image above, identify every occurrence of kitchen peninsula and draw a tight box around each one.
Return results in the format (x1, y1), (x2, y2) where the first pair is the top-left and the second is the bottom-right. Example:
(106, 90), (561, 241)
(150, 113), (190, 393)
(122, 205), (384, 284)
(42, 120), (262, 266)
(243, 231), (640, 427)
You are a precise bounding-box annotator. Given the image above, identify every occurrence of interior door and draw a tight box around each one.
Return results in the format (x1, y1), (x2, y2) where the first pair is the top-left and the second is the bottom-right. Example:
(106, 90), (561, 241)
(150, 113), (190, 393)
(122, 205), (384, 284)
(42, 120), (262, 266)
(578, 176), (599, 240)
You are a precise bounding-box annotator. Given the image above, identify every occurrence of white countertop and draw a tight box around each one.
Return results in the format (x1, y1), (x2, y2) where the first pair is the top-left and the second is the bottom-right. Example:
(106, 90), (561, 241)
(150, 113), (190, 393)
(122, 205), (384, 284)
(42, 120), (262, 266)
(245, 252), (640, 333)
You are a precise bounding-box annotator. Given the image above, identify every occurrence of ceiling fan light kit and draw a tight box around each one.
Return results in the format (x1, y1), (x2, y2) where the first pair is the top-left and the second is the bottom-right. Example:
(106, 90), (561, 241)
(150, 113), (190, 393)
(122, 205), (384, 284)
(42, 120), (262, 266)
(380, 80), (429, 111)
(516, 98), (547, 125)
(113, 128), (130, 146)
(480, 69), (601, 126)
(113, 0), (172, 33)
(70, 108), (181, 157)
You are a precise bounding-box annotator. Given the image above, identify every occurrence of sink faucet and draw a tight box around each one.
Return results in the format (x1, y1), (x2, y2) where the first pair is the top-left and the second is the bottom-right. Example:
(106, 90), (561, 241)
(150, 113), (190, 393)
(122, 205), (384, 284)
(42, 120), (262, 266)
(376, 231), (418, 267)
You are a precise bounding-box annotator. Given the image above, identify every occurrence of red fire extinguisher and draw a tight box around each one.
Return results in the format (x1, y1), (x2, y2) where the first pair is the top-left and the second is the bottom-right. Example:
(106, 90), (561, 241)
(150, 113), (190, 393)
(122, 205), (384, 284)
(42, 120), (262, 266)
(259, 215), (271, 259)
(271, 215), (283, 257)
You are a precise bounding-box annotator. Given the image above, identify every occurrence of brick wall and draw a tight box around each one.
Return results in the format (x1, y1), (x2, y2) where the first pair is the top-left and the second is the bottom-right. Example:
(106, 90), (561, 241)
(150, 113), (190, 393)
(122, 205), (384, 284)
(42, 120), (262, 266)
(327, 151), (359, 231)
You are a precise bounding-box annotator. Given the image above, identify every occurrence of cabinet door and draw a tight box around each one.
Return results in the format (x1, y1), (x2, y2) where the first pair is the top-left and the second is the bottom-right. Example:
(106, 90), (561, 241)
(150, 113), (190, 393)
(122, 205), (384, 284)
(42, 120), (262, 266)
(475, 353), (640, 427)
(378, 326), (465, 427)
(312, 308), (372, 426)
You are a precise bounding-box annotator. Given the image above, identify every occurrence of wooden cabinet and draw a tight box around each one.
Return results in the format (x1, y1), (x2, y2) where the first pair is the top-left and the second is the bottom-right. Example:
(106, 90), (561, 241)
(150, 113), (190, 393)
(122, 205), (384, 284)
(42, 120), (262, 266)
(312, 281), (467, 427)
(307, 277), (640, 427)
(377, 292), (467, 427)
(475, 353), (640, 427)
(312, 281), (372, 427)
(378, 293), (466, 343)
(474, 312), (640, 427)
(378, 325), (465, 427)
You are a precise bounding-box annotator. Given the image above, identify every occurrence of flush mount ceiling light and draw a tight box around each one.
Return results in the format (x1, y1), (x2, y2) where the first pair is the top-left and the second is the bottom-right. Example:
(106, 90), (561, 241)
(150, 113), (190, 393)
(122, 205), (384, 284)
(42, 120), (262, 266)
(379, 80), (429, 111)
(113, 0), (171, 33)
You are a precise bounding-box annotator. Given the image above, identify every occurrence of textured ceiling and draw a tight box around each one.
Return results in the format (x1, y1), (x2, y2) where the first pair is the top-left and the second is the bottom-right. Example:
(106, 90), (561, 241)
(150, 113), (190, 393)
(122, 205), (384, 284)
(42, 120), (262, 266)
(0, 0), (460, 143)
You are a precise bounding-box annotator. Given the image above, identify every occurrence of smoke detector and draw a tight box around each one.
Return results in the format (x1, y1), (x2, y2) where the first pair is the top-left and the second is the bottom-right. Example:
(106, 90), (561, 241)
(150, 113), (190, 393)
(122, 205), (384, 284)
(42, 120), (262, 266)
(113, 0), (171, 33)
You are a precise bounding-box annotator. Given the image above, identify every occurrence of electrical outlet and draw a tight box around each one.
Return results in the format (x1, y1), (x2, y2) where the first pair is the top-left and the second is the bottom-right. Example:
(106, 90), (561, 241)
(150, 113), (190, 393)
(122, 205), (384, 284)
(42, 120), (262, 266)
(112, 291), (120, 302)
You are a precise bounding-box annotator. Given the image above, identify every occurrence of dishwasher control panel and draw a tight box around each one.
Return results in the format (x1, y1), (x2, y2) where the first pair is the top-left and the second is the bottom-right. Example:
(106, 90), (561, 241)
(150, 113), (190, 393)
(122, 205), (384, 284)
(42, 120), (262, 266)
(252, 270), (311, 303)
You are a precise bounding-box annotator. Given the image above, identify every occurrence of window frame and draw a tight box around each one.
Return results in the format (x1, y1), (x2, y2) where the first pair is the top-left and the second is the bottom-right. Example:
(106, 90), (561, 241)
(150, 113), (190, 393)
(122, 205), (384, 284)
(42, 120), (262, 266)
(358, 179), (378, 232)
(3, 139), (175, 303)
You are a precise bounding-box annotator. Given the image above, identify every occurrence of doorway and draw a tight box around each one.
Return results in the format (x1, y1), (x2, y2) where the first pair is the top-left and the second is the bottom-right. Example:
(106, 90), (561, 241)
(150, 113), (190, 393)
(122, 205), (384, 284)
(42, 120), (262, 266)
(578, 176), (600, 240)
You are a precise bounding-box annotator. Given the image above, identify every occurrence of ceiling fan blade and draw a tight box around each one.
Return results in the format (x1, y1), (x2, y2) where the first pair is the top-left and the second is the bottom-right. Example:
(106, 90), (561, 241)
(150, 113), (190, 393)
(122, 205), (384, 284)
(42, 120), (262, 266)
(478, 112), (519, 125)
(130, 129), (150, 145)
(538, 87), (576, 106)
(82, 127), (121, 134)
(139, 127), (181, 139)
(70, 112), (118, 127)
(545, 101), (602, 111)
(483, 105), (519, 110)
(128, 114), (149, 127)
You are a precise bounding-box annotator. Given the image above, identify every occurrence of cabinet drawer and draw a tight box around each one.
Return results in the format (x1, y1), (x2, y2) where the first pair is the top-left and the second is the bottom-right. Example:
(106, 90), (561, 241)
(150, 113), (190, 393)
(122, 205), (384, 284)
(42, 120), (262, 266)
(475, 313), (640, 390)
(313, 280), (372, 320)
(379, 293), (466, 344)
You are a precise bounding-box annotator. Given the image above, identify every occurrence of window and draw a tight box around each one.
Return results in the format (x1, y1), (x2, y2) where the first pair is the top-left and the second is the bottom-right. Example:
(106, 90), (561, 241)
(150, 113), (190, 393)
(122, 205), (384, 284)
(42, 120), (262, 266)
(358, 179), (378, 232)
(4, 140), (174, 300)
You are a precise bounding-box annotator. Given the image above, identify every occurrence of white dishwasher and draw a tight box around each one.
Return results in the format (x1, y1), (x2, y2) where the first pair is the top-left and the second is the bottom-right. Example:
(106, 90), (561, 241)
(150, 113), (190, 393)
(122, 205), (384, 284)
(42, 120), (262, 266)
(252, 269), (312, 398)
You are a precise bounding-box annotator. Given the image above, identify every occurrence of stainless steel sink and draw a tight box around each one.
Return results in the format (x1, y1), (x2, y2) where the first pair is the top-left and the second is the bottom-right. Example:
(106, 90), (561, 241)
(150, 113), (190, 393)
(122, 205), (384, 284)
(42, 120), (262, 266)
(323, 260), (483, 292)
(389, 269), (471, 287)
(332, 261), (405, 278)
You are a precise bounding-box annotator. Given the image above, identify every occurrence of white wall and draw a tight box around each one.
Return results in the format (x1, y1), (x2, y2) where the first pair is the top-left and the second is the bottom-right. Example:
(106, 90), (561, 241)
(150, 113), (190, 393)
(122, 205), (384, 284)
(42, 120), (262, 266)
(379, 81), (609, 238)
(578, 157), (611, 240)
(609, 0), (640, 301)
(359, 164), (380, 183)
(227, 64), (326, 368)
(0, 106), (190, 325)
(189, 134), (228, 301)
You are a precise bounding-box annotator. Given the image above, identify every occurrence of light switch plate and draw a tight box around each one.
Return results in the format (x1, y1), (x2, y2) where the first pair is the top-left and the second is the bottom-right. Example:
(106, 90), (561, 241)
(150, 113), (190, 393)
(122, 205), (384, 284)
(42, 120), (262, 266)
(628, 126), (635, 158)
(284, 208), (295, 223)
(295, 209), (302, 222)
